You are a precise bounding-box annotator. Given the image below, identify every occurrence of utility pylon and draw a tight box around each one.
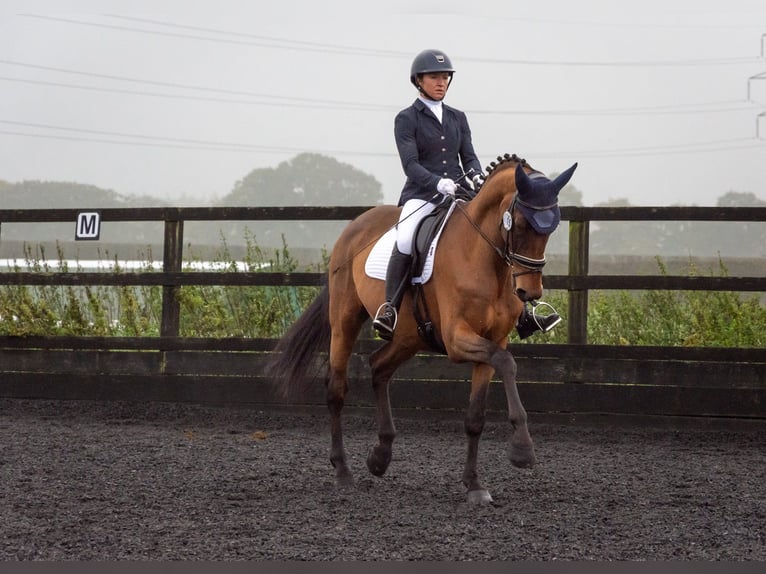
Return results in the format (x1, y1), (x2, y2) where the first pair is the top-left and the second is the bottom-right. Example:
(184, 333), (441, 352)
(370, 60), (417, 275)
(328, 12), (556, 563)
(748, 34), (766, 139)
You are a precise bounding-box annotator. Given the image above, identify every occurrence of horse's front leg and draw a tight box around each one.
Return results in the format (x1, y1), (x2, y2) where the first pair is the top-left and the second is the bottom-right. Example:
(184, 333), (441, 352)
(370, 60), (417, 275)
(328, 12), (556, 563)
(490, 347), (537, 468)
(463, 363), (494, 505)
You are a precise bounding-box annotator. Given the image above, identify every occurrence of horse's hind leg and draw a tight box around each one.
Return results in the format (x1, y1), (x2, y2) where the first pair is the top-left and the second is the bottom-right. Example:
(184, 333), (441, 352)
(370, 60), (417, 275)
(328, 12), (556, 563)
(327, 368), (353, 488)
(327, 313), (366, 488)
(365, 344), (414, 477)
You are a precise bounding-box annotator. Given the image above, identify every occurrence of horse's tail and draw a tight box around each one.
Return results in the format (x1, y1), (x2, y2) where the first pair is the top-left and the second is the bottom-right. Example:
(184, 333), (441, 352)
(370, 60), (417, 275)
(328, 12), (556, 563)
(266, 284), (331, 402)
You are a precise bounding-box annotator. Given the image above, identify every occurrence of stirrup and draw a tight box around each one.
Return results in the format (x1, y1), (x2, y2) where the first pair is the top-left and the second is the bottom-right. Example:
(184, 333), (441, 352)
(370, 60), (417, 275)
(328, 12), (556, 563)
(372, 302), (397, 339)
(529, 300), (562, 333)
(517, 300), (562, 340)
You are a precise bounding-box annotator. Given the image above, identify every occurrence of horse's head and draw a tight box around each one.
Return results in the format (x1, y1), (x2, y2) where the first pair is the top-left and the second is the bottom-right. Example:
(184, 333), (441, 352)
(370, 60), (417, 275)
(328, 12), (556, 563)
(482, 155), (577, 301)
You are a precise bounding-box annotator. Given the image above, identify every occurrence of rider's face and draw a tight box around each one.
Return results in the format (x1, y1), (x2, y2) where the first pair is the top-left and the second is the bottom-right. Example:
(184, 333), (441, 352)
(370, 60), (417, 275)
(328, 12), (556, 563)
(418, 72), (451, 101)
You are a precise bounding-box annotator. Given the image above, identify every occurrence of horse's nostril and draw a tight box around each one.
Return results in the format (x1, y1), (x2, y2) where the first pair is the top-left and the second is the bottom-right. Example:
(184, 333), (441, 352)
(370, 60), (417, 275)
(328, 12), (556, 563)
(515, 288), (529, 301)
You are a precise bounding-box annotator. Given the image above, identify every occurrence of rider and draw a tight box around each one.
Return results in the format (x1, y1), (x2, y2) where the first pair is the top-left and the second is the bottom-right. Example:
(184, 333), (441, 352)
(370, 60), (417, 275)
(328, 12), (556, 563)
(372, 49), (561, 341)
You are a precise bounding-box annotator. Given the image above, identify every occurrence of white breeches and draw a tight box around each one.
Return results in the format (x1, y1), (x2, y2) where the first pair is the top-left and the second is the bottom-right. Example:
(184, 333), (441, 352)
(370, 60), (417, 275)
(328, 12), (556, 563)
(395, 198), (441, 255)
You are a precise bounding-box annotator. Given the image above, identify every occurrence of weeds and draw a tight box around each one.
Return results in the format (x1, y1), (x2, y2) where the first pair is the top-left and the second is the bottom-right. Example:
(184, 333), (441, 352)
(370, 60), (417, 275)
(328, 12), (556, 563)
(1, 242), (763, 347)
(525, 256), (766, 347)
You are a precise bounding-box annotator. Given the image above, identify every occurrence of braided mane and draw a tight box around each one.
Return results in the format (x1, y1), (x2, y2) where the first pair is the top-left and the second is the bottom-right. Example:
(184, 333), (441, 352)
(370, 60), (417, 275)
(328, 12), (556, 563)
(483, 153), (540, 185)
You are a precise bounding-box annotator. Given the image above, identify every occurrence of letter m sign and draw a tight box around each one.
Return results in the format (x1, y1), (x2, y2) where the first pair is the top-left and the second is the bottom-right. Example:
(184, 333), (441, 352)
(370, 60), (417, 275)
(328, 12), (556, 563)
(76, 211), (101, 240)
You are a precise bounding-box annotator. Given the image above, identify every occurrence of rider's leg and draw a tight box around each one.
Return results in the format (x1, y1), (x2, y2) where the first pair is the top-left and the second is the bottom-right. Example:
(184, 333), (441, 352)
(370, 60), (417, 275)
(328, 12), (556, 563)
(372, 244), (413, 340)
(372, 198), (436, 340)
(516, 301), (562, 340)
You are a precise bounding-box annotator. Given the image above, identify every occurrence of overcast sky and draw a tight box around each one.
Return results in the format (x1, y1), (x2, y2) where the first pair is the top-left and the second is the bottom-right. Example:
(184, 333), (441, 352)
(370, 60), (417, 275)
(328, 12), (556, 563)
(1, 0), (765, 207)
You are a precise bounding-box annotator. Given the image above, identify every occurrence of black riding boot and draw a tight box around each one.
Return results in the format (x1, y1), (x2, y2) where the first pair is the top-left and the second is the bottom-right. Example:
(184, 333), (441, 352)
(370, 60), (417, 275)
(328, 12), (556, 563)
(516, 302), (562, 340)
(372, 245), (413, 340)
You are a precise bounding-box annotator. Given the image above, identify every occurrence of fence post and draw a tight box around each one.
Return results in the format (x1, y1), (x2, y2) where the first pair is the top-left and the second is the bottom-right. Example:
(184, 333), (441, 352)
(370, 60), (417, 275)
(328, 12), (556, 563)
(161, 219), (184, 338)
(567, 220), (589, 344)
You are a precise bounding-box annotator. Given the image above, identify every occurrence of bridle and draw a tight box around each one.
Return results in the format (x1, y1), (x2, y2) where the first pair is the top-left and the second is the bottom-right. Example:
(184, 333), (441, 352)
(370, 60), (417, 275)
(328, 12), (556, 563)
(501, 195), (554, 278)
(452, 192), (553, 280)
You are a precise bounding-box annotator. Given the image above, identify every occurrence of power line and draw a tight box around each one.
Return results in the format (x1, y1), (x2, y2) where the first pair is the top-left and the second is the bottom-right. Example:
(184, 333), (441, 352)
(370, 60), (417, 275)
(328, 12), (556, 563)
(0, 60), (393, 110)
(0, 120), (279, 150)
(2, 121), (763, 159)
(0, 126), (392, 156)
(1, 61), (759, 117)
(18, 13), (764, 67)
(18, 14), (394, 59)
(101, 13), (408, 58)
(0, 75), (389, 111)
(472, 13), (766, 31)
(0, 129), (309, 154)
(469, 101), (758, 116)
(529, 137), (765, 159)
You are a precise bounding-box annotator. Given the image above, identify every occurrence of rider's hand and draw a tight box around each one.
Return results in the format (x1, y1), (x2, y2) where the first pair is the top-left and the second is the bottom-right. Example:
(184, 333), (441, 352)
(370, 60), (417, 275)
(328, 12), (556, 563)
(437, 178), (457, 196)
(471, 173), (485, 189)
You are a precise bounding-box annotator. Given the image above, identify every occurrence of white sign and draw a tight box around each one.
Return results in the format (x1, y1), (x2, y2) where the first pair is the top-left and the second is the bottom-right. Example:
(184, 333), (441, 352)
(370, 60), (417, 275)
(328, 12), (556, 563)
(75, 211), (101, 240)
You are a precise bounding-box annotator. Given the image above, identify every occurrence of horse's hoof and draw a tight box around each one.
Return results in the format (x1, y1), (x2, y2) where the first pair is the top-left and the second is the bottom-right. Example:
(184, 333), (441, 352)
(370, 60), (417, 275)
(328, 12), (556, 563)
(366, 445), (392, 477)
(509, 443), (537, 468)
(467, 489), (493, 505)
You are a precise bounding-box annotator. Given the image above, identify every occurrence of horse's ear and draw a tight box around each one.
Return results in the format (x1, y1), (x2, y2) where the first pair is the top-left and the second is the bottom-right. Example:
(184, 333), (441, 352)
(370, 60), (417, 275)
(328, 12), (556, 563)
(552, 162), (578, 190)
(514, 163), (532, 197)
(515, 161), (578, 200)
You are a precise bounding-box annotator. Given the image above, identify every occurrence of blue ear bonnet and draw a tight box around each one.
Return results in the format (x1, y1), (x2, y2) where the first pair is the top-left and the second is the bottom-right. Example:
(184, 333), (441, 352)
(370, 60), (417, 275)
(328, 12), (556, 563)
(514, 163), (577, 235)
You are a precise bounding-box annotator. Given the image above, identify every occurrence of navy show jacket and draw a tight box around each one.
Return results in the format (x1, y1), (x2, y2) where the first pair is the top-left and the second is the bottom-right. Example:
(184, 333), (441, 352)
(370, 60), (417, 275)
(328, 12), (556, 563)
(393, 98), (482, 206)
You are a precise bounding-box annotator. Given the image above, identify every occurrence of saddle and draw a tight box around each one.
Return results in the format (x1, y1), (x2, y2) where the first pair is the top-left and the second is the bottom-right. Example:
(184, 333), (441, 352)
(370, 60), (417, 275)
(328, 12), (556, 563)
(408, 201), (458, 354)
(364, 199), (463, 354)
(410, 201), (453, 279)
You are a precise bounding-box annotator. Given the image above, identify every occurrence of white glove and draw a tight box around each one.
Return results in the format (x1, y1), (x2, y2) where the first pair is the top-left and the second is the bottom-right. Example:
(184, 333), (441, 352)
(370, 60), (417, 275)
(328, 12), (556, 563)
(471, 173), (485, 188)
(437, 178), (457, 196)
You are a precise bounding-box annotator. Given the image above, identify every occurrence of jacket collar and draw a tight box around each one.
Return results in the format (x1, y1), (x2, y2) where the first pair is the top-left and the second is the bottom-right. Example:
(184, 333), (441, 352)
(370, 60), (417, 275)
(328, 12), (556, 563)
(414, 98), (450, 122)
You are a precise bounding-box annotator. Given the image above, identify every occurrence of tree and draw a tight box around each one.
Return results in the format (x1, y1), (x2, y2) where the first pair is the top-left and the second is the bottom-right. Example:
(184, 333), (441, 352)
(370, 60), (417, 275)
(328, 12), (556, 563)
(223, 153), (382, 207)
(584, 191), (766, 257)
(0, 180), (168, 251)
(216, 153), (383, 250)
(588, 197), (683, 255)
(717, 191), (766, 207)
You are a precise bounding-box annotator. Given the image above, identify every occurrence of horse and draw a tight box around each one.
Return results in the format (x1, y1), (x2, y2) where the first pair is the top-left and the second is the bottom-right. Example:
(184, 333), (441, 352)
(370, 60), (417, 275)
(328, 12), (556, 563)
(266, 153), (577, 504)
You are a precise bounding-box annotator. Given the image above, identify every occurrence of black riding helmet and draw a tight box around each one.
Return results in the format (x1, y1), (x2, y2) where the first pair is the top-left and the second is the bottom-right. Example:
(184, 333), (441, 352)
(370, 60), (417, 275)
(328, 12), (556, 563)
(410, 49), (455, 91)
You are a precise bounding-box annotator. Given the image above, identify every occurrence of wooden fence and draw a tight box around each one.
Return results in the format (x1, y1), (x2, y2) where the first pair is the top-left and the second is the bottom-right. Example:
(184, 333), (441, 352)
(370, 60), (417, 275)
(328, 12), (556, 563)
(1, 205), (764, 422)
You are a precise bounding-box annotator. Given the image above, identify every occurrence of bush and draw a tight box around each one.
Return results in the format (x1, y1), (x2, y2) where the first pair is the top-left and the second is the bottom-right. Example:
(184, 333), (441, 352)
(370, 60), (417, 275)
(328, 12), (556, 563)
(520, 257), (766, 347)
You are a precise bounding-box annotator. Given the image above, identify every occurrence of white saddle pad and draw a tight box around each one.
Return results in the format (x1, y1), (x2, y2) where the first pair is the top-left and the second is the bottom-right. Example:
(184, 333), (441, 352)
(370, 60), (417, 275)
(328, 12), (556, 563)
(364, 201), (457, 285)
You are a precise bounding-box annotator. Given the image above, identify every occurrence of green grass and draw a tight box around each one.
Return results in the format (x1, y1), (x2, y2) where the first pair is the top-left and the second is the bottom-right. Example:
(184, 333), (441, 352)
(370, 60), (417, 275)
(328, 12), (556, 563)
(1, 242), (763, 347)
(523, 257), (766, 347)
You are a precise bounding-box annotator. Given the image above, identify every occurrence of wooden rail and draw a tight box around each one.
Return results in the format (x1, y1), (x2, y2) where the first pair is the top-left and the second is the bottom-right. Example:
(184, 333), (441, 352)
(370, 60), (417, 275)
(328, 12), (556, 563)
(1, 205), (765, 421)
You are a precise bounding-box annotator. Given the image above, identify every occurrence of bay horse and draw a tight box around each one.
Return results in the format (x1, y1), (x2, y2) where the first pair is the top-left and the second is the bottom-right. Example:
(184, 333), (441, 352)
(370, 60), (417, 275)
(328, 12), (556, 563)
(266, 153), (577, 504)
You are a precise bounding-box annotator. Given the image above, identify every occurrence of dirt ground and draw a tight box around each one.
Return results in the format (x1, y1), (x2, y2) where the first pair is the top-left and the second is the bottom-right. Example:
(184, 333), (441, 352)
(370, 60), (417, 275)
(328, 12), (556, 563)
(0, 398), (764, 561)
